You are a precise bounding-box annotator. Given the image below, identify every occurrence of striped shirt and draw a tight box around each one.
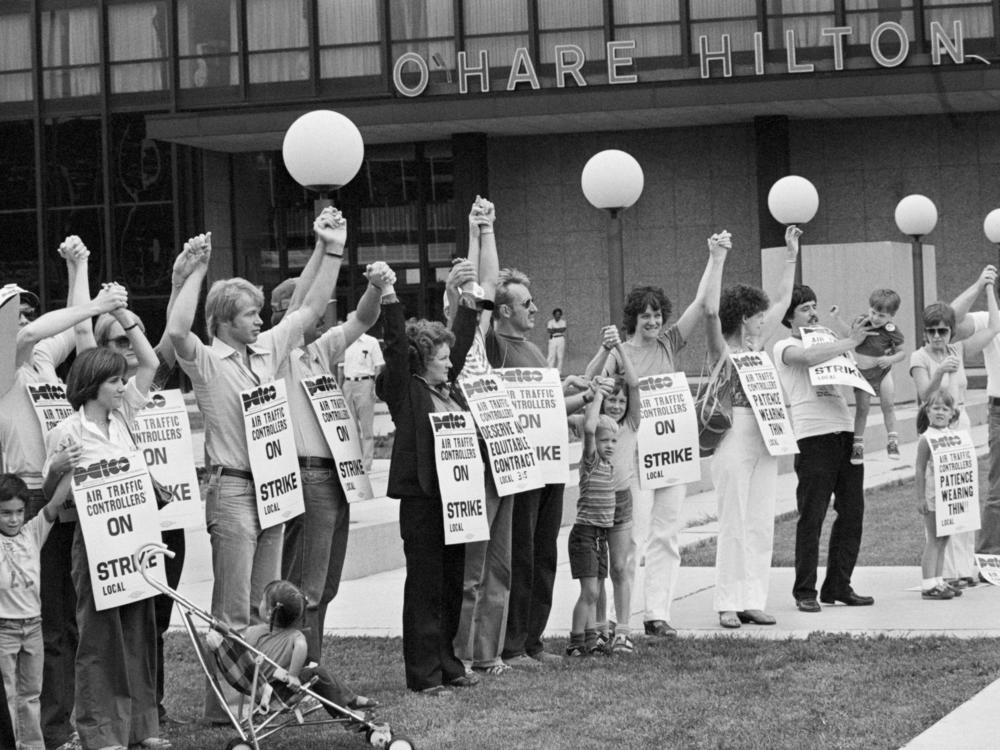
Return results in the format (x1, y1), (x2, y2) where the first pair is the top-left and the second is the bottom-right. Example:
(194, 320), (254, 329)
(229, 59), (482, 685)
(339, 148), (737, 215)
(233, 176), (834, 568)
(576, 452), (616, 528)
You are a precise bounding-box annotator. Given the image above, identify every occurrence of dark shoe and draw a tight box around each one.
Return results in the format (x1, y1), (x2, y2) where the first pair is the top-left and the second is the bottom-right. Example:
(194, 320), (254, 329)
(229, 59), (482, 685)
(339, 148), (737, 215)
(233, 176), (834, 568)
(449, 673), (480, 688)
(796, 598), (821, 613)
(418, 685), (453, 698)
(820, 590), (874, 606)
(959, 576), (978, 587)
(643, 619), (677, 638)
(737, 609), (776, 625)
(922, 583), (956, 600)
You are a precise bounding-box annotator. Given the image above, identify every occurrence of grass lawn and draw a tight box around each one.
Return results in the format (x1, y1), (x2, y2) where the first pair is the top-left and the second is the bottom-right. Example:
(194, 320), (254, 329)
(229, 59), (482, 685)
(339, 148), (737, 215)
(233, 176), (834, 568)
(161, 632), (1000, 750)
(682, 454), (990, 568)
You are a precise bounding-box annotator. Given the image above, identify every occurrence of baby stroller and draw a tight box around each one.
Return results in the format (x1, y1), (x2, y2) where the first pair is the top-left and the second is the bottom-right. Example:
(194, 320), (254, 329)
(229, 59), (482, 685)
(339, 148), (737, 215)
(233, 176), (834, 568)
(137, 543), (415, 750)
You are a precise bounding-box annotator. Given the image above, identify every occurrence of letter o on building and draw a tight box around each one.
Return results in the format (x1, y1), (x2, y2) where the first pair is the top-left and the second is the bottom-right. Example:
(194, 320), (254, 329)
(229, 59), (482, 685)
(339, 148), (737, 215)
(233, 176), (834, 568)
(393, 52), (429, 97)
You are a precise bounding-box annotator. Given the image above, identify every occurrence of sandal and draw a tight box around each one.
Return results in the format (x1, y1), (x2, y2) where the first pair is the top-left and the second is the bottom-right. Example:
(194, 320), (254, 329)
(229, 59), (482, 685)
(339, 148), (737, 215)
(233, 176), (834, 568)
(347, 695), (380, 710)
(719, 611), (741, 629)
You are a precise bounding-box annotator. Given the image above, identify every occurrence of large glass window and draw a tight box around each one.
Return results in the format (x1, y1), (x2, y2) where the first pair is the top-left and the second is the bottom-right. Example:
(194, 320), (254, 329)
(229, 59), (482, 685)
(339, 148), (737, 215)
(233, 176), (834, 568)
(41, 5), (101, 99)
(463, 0), (529, 68)
(108, 1), (167, 93)
(538, 0), (606, 63)
(690, 0), (759, 52)
(923, 0), (994, 41)
(177, 0), (239, 90)
(613, 0), (682, 60)
(247, 0), (309, 83)
(0, 120), (38, 295)
(844, 0), (915, 46)
(318, 0), (382, 78)
(767, 0), (836, 50)
(390, 0), (455, 72)
(0, 3), (32, 103)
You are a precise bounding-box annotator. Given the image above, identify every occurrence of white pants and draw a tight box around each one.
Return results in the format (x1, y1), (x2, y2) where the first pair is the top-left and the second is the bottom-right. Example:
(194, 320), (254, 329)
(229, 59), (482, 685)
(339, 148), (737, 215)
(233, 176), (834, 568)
(546, 337), (565, 373)
(626, 478), (686, 627)
(710, 408), (778, 612)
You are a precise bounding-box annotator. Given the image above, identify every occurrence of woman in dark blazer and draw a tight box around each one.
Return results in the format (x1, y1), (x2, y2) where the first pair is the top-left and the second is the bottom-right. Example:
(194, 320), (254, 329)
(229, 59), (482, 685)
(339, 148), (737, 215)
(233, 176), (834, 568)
(375, 291), (479, 695)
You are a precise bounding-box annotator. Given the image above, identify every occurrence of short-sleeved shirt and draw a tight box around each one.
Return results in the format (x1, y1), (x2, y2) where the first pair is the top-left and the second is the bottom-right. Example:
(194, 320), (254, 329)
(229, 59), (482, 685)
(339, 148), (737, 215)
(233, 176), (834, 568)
(175, 311), (305, 470)
(547, 318), (567, 339)
(855, 319), (904, 357)
(576, 452), (615, 528)
(773, 337), (852, 440)
(909, 343), (968, 407)
(969, 311), (1000, 397)
(0, 513), (54, 618)
(242, 624), (300, 670)
(484, 326), (546, 369)
(279, 325), (347, 459)
(610, 413), (639, 491)
(0, 330), (74, 488)
(459, 328), (491, 379)
(342, 333), (384, 378)
(603, 326), (685, 379)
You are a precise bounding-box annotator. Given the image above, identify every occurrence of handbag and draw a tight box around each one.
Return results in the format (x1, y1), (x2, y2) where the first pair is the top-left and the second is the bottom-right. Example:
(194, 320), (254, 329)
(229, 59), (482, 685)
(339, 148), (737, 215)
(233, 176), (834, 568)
(694, 354), (733, 457)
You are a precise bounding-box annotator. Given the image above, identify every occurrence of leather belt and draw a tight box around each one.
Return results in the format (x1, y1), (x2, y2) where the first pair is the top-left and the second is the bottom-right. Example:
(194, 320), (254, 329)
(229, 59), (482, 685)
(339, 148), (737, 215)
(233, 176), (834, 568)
(219, 467), (253, 481)
(344, 375), (374, 381)
(298, 456), (336, 470)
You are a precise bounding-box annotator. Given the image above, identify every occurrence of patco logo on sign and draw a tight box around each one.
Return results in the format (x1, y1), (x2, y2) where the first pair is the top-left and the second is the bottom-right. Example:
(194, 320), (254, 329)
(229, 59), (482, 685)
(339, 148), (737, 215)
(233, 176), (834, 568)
(432, 413), (467, 430)
(639, 375), (674, 391)
(73, 456), (131, 483)
(463, 378), (499, 396)
(27, 383), (67, 402)
(241, 384), (277, 411)
(498, 369), (543, 383)
(304, 375), (338, 397)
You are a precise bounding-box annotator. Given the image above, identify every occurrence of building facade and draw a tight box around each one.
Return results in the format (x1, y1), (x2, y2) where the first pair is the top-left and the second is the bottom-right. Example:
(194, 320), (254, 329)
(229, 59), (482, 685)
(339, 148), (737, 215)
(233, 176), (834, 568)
(1, 0), (998, 373)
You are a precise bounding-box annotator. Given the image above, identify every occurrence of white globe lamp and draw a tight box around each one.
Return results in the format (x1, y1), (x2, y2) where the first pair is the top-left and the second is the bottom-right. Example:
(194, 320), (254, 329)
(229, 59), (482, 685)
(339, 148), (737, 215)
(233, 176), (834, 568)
(984, 209), (1000, 245)
(895, 194), (938, 238)
(767, 176), (819, 225)
(282, 110), (364, 192)
(581, 150), (644, 211)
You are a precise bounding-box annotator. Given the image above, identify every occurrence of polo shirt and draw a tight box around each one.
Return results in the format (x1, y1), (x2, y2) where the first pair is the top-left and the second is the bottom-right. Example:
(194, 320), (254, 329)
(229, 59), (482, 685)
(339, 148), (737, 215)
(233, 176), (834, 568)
(279, 325), (347, 459)
(773, 337), (852, 440)
(484, 326), (546, 369)
(342, 333), (383, 378)
(175, 310), (304, 471)
(603, 325), (685, 379)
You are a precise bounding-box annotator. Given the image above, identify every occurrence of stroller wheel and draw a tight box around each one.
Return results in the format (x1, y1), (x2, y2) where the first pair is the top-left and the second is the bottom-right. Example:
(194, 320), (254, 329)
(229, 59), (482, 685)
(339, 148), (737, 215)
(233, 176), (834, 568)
(387, 736), (416, 750)
(365, 723), (394, 748)
(224, 738), (253, 750)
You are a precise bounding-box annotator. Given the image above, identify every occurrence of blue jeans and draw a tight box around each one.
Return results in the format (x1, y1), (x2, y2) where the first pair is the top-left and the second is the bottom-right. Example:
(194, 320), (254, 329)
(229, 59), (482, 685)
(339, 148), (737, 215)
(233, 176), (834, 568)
(281, 467), (351, 662)
(203, 475), (284, 722)
(979, 401), (1000, 554)
(0, 616), (44, 750)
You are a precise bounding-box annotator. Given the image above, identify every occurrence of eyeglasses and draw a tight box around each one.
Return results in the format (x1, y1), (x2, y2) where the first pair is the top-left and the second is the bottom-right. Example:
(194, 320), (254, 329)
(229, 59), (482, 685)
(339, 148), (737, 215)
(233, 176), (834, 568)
(925, 327), (950, 337)
(518, 298), (534, 309)
(19, 305), (37, 322)
(110, 336), (132, 348)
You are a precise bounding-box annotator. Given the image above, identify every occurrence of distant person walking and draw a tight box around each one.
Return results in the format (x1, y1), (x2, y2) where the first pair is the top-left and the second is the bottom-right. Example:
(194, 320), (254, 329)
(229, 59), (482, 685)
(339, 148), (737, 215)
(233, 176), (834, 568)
(546, 309), (567, 374)
(341, 326), (384, 474)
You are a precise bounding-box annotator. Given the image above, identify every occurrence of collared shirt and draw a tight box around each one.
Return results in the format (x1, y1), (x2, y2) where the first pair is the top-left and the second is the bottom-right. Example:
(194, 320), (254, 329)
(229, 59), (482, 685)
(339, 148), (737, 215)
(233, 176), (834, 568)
(773, 337), (852, 439)
(279, 325), (348, 459)
(175, 310), (304, 470)
(342, 333), (384, 378)
(0, 330), (74, 488)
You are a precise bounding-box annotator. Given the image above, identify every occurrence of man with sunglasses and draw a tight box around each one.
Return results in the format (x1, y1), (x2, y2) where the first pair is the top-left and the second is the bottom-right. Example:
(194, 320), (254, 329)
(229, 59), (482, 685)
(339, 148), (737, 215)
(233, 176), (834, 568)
(1, 237), (128, 750)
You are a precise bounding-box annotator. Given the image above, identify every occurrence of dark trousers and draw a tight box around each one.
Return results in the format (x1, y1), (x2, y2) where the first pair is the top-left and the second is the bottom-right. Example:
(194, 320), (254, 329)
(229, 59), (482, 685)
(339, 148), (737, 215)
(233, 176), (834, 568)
(792, 432), (865, 601)
(502, 483), (564, 660)
(24, 491), (78, 749)
(979, 400), (1000, 554)
(398, 497), (465, 691)
(154, 528), (186, 718)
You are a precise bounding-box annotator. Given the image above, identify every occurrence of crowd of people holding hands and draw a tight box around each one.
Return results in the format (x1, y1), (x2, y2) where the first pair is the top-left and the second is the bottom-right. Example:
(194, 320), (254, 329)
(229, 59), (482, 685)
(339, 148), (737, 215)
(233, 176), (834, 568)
(2, 193), (999, 750)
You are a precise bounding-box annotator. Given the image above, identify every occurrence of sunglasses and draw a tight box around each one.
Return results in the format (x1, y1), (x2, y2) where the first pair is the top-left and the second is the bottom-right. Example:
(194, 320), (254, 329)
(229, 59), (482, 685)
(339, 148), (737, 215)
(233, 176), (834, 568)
(110, 335), (132, 348)
(924, 327), (950, 337)
(19, 305), (38, 321)
(518, 298), (534, 309)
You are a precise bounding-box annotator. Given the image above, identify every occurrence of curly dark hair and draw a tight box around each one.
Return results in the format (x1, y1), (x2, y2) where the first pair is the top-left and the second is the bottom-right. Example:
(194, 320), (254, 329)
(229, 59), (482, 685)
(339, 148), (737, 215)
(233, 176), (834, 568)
(623, 286), (671, 336)
(65, 348), (128, 410)
(719, 284), (769, 337)
(405, 319), (456, 376)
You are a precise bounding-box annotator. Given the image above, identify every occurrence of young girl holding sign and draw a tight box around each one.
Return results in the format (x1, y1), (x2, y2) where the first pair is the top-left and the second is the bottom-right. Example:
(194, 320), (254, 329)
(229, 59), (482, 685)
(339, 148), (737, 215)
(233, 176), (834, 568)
(914, 390), (964, 601)
(42, 301), (168, 750)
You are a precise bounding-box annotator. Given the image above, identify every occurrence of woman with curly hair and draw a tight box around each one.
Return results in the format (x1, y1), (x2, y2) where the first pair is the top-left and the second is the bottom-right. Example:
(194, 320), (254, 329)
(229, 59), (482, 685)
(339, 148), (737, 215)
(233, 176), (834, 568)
(374, 264), (480, 697)
(704, 226), (801, 629)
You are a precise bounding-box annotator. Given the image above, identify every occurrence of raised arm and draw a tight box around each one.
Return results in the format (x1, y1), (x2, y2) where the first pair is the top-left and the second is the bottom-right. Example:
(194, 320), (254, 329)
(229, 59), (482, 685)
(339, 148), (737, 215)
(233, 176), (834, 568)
(674, 233), (729, 341)
(166, 233), (211, 360)
(951, 265), (996, 341)
(781, 320), (874, 368)
(340, 263), (393, 347)
(581, 387), (604, 460)
(112, 299), (158, 395)
(702, 232), (731, 361)
(16, 285), (127, 368)
(761, 225), (802, 341)
(156, 245), (205, 368)
(60, 235), (97, 353)
(296, 210), (346, 330)
(959, 269), (1000, 356)
(472, 197), (498, 333)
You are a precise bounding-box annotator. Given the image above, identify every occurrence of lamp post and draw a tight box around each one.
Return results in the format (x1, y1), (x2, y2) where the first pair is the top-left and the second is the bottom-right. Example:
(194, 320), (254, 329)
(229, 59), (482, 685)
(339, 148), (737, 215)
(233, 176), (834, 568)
(282, 109), (365, 198)
(581, 150), (644, 330)
(894, 194), (938, 347)
(766, 175), (819, 286)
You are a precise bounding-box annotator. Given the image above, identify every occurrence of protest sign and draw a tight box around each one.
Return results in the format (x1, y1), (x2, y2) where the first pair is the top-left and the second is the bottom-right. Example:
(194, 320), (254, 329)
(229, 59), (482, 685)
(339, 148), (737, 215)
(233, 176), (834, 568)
(728, 351), (798, 456)
(974, 554), (1000, 586)
(636, 372), (700, 489)
(927, 429), (980, 537)
(429, 412), (490, 544)
(240, 379), (304, 528)
(0, 286), (20, 393)
(72, 450), (166, 610)
(801, 326), (875, 396)
(130, 389), (202, 530)
(25, 382), (74, 443)
(494, 367), (568, 484)
(298, 374), (374, 502)
(459, 372), (544, 494)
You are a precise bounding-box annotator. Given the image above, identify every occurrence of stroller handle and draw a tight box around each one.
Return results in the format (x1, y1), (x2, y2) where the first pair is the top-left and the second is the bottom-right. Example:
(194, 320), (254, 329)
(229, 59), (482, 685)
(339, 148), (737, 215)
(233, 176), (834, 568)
(136, 542), (176, 579)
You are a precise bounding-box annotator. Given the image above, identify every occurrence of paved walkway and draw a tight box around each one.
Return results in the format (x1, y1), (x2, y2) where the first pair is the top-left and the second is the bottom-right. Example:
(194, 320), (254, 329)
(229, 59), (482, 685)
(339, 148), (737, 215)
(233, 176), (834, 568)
(172, 396), (998, 749)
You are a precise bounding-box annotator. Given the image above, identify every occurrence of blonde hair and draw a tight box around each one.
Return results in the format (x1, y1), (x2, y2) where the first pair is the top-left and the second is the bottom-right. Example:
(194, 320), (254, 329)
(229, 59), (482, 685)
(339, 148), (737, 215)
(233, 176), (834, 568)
(595, 415), (619, 435)
(205, 278), (264, 338)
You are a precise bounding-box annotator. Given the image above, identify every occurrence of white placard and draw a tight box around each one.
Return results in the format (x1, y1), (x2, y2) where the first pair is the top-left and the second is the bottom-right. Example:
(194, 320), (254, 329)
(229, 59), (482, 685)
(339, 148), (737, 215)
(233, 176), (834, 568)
(240, 379), (304, 529)
(728, 351), (798, 456)
(801, 327), (875, 396)
(636, 372), (700, 489)
(928, 429), (980, 537)
(130, 390), (203, 530)
(459, 373), (544, 495)
(72, 450), (167, 610)
(26, 383), (74, 442)
(299, 374), (373, 503)
(494, 367), (569, 484)
(974, 554), (1000, 585)
(429, 412), (490, 545)
(0, 288), (19, 392)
